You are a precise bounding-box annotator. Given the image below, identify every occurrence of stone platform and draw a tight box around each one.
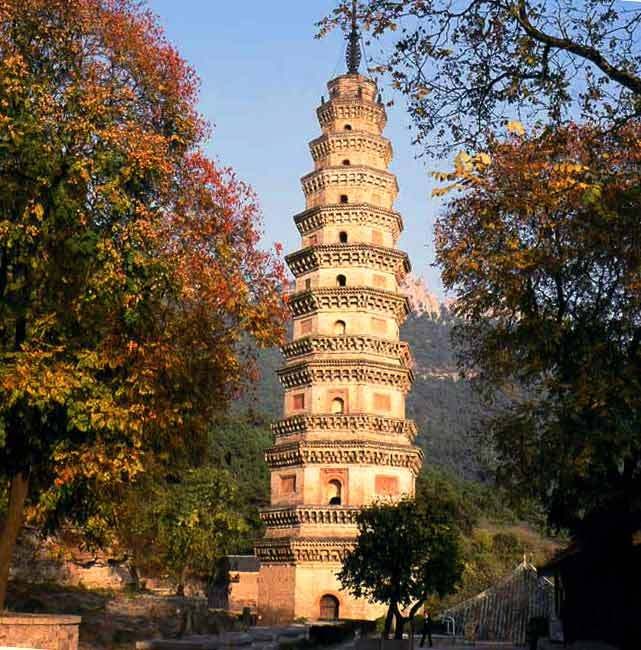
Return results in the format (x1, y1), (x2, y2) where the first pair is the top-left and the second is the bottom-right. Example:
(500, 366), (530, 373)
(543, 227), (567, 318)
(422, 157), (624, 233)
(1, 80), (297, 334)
(0, 613), (81, 650)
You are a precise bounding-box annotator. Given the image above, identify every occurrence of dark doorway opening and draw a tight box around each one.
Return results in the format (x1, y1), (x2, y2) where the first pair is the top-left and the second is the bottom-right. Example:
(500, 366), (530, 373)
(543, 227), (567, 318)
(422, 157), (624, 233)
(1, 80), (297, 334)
(320, 594), (339, 620)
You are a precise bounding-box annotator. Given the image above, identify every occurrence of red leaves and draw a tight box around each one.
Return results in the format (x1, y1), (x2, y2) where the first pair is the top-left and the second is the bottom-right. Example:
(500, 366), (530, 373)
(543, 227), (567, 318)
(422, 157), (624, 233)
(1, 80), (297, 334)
(0, 0), (287, 501)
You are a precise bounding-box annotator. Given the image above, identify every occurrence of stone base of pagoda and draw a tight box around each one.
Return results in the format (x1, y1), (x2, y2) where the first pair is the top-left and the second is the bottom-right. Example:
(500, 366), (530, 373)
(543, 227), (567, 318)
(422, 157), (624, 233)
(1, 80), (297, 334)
(255, 537), (384, 622)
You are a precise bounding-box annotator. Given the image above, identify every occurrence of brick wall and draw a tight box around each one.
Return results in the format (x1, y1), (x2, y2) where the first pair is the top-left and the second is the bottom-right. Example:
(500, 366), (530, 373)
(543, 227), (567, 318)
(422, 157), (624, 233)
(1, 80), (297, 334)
(0, 614), (80, 650)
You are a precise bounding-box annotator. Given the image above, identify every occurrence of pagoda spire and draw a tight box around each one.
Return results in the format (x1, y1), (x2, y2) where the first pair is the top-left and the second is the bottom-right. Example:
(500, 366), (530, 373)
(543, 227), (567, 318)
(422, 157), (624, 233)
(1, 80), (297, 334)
(345, 0), (362, 74)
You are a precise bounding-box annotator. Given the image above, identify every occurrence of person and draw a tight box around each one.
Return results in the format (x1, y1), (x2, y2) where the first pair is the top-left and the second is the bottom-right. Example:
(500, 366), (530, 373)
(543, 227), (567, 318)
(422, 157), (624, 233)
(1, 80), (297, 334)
(420, 608), (433, 648)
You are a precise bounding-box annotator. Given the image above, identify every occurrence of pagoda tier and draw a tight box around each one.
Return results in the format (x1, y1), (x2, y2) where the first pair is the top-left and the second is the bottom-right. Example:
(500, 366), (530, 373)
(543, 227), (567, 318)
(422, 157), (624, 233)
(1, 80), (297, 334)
(257, 68), (422, 623)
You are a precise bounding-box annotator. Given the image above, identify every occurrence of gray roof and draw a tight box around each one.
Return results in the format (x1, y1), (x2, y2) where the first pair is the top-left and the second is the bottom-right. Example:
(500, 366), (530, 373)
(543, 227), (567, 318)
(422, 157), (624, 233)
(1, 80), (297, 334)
(226, 555), (260, 572)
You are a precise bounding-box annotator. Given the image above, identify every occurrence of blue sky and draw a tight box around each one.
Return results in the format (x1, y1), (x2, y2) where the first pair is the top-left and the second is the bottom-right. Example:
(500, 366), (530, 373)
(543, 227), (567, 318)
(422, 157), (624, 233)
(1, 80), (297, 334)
(148, 1), (446, 295)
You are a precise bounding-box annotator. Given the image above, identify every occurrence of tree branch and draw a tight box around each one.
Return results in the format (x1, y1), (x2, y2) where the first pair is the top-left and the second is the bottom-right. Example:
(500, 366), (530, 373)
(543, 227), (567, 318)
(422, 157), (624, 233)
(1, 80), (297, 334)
(515, 0), (641, 95)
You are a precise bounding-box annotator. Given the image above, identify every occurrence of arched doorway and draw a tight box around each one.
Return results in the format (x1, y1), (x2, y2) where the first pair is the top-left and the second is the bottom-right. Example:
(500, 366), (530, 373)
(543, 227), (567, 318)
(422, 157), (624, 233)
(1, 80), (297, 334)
(320, 594), (339, 620)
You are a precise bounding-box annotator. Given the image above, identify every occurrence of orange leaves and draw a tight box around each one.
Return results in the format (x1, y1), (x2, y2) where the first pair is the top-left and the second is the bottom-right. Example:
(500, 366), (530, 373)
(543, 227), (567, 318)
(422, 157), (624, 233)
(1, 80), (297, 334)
(0, 0), (287, 525)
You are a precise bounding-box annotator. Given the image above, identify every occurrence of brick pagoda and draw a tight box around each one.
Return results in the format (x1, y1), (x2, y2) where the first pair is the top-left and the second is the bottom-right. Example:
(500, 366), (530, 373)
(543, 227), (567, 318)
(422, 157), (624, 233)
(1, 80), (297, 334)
(256, 14), (422, 622)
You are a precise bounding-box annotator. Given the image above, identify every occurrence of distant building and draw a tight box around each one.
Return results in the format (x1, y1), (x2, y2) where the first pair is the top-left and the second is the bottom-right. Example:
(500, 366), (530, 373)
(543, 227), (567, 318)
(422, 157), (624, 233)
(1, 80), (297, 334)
(254, 13), (421, 622)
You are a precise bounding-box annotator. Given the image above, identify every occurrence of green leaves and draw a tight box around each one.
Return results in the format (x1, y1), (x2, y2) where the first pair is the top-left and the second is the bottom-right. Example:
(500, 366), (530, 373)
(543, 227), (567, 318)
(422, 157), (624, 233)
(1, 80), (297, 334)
(338, 488), (464, 610)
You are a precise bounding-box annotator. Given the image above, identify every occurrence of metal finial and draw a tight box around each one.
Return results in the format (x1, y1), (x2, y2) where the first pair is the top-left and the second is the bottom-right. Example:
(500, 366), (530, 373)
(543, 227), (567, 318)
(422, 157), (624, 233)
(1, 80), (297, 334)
(346, 0), (361, 74)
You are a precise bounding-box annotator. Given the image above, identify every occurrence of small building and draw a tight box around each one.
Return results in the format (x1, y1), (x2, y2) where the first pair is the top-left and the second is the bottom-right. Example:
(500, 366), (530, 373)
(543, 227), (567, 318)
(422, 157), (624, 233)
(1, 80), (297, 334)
(442, 559), (555, 645)
(208, 555), (260, 613)
(540, 536), (641, 649)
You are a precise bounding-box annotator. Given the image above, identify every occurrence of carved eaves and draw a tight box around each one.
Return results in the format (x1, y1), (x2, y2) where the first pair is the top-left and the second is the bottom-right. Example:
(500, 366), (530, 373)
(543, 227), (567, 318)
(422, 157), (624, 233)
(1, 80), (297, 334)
(277, 359), (414, 392)
(282, 335), (413, 367)
(294, 204), (403, 239)
(271, 413), (417, 442)
(301, 166), (398, 199)
(260, 506), (361, 528)
(255, 537), (355, 564)
(309, 132), (392, 166)
(265, 439), (424, 475)
(317, 99), (387, 130)
(288, 287), (410, 323)
(285, 244), (411, 280)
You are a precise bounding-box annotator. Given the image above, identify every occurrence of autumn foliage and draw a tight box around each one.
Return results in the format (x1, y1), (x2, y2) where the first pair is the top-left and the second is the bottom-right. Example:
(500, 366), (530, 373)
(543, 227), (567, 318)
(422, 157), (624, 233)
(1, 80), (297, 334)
(435, 121), (641, 546)
(0, 0), (286, 608)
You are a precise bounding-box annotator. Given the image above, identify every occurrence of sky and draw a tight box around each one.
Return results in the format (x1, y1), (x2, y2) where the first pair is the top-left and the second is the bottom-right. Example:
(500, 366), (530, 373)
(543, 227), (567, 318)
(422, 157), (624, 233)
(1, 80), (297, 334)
(148, 1), (447, 296)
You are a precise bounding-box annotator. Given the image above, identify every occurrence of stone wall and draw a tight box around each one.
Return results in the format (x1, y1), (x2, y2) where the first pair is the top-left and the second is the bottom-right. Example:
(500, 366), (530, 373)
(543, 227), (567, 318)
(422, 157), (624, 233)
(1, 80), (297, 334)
(10, 528), (133, 591)
(0, 614), (80, 650)
(228, 571), (258, 613)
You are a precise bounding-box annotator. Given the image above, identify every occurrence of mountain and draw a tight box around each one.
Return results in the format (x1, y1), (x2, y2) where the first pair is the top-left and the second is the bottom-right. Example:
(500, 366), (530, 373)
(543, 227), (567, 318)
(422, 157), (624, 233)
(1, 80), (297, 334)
(239, 275), (487, 481)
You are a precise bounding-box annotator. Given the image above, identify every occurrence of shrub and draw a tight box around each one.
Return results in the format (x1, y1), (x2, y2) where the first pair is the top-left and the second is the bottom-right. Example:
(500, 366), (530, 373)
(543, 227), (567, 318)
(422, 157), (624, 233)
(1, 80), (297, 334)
(309, 623), (355, 645)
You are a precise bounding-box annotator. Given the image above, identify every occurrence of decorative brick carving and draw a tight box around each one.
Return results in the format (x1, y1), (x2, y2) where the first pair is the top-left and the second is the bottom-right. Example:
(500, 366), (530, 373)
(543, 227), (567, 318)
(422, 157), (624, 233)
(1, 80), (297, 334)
(309, 133), (392, 165)
(281, 335), (413, 367)
(277, 359), (414, 392)
(301, 166), (398, 199)
(260, 506), (360, 528)
(256, 537), (355, 564)
(285, 243), (411, 280)
(271, 413), (418, 442)
(288, 287), (410, 322)
(317, 99), (387, 130)
(294, 204), (403, 240)
(265, 440), (424, 475)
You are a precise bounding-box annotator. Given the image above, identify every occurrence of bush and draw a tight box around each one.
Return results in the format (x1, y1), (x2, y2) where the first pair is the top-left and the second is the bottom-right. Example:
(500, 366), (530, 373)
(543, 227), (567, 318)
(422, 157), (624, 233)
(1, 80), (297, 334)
(339, 619), (378, 637)
(309, 623), (355, 645)
(279, 640), (317, 650)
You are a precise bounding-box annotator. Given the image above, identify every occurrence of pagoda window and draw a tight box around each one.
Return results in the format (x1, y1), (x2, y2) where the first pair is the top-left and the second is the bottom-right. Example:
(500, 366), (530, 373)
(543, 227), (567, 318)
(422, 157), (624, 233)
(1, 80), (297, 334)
(376, 475), (399, 496)
(339, 231), (348, 243)
(340, 194), (349, 204)
(281, 475), (297, 494)
(344, 124), (352, 131)
(333, 320), (346, 336)
(305, 278), (311, 290)
(336, 274), (347, 287)
(342, 159), (351, 166)
(331, 397), (345, 414)
(328, 479), (342, 505)
(292, 393), (305, 410)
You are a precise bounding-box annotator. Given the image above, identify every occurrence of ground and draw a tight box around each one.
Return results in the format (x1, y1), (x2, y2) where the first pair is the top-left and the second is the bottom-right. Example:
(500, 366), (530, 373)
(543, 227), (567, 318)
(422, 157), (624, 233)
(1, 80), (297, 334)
(5, 580), (523, 650)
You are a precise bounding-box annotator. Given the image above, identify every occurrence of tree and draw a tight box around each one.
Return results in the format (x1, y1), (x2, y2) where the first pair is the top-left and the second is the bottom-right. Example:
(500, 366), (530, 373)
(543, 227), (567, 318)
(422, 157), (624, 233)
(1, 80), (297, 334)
(321, 1), (641, 155)
(433, 122), (641, 643)
(338, 495), (463, 638)
(0, 0), (286, 609)
(155, 468), (248, 595)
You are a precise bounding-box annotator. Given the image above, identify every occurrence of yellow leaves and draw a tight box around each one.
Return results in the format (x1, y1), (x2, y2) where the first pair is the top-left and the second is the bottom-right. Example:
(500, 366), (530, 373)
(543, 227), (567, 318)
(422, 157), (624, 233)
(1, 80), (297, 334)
(454, 150), (472, 175)
(432, 183), (463, 197)
(506, 120), (525, 136)
(431, 151), (493, 197)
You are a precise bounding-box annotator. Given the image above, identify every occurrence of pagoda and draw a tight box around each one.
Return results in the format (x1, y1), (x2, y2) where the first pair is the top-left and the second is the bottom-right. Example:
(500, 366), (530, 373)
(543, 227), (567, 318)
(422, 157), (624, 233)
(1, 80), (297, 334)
(256, 8), (422, 622)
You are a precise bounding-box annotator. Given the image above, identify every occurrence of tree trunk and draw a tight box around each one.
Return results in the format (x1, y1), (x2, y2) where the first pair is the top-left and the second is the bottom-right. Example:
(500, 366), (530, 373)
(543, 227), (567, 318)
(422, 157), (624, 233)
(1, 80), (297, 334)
(0, 471), (30, 611)
(176, 566), (188, 596)
(394, 612), (405, 639)
(383, 603), (395, 639)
